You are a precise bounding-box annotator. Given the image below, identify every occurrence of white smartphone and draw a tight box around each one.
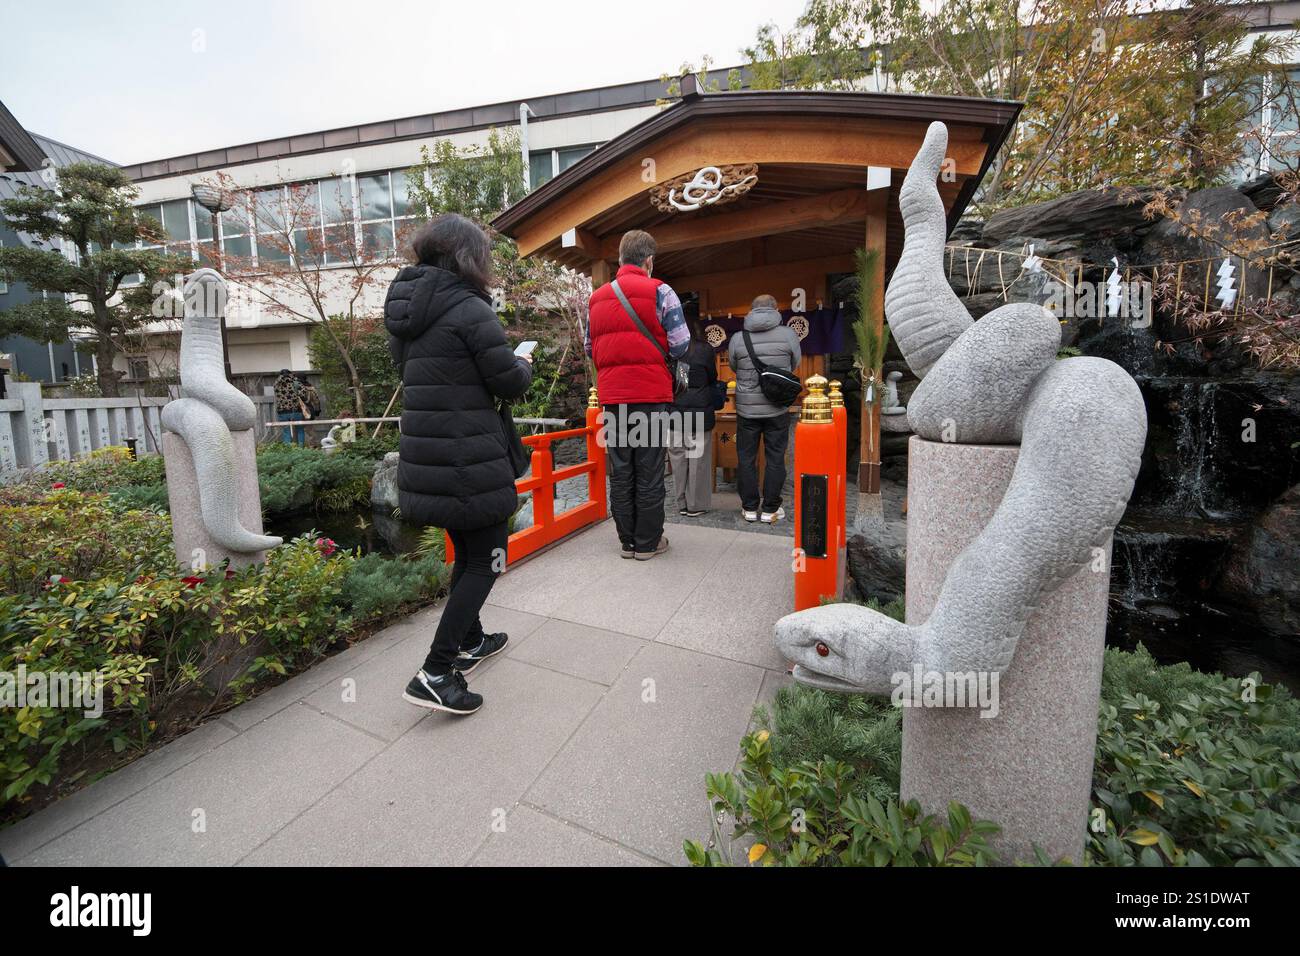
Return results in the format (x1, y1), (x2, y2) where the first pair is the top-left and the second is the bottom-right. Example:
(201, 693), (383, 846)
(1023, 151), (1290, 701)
(514, 340), (538, 358)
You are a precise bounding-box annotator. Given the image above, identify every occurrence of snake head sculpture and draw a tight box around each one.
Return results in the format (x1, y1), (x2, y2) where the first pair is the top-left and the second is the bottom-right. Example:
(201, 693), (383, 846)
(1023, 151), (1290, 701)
(776, 122), (1147, 695)
(161, 269), (282, 556)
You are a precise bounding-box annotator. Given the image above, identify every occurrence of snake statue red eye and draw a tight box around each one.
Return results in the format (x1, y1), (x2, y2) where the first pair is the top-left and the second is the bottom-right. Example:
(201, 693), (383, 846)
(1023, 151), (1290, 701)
(815, 642), (830, 657)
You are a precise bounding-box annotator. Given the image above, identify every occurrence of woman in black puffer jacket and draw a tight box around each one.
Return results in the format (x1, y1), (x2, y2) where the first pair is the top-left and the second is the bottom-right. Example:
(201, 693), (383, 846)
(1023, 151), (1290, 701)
(384, 213), (532, 716)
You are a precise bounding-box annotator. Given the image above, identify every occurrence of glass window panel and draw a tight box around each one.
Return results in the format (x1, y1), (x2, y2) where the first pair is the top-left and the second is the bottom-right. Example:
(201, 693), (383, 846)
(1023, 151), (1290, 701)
(362, 221), (394, 260)
(196, 242), (218, 268)
(319, 177), (354, 224)
(293, 227), (320, 261)
(324, 223), (356, 264)
(529, 151), (553, 188)
(194, 204), (214, 241)
(1272, 71), (1298, 133)
(161, 199), (191, 241)
(166, 241), (193, 260)
(221, 205), (248, 238)
(254, 188), (287, 235)
(222, 234), (251, 259)
(358, 173), (392, 221)
(557, 146), (593, 172)
(256, 235), (291, 263)
(391, 169), (412, 217)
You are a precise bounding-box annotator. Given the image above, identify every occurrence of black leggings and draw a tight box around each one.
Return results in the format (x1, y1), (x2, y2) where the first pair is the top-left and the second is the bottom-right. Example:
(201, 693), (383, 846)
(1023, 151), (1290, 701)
(423, 520), (509, 674)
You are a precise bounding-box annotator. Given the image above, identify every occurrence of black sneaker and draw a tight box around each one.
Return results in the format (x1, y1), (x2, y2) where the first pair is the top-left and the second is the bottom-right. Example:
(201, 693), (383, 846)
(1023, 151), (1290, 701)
(456, 632), (509, 674)
(683, 509), (707, 517)
(402, 669), (482, 715)
(620, 542), (635, 559)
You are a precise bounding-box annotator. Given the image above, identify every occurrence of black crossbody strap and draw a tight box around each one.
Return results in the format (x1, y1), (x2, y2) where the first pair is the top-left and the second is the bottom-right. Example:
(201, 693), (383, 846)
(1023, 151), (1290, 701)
(741, 330), (769, 373)
(610, 279), (668, 361)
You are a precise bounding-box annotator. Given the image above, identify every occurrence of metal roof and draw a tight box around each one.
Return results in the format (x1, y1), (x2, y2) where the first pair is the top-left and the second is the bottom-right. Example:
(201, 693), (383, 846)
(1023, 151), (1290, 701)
(0, 133), (118, 250)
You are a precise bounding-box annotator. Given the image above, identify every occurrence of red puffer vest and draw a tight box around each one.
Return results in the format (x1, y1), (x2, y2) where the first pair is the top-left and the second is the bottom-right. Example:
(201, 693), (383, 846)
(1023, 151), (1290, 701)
(588, 264), (672, 405)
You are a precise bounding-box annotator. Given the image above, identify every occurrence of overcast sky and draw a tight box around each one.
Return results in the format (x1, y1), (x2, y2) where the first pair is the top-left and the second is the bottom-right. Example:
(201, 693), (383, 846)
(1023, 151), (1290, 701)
(2, 0), (806, 164)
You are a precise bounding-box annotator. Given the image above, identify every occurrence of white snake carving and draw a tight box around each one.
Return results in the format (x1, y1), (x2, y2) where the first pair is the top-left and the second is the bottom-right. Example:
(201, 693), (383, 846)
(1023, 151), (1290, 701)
(161, 269), (282, 555)
(775, 122), (1148, 694)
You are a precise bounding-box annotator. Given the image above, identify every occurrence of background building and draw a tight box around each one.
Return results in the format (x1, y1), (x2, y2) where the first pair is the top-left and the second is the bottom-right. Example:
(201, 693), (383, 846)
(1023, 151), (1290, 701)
(0, 100), (101, 385)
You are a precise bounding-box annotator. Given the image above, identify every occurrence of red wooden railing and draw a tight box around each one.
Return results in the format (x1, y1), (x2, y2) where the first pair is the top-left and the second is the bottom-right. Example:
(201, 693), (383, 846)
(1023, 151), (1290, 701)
(447, 389), (607, 567)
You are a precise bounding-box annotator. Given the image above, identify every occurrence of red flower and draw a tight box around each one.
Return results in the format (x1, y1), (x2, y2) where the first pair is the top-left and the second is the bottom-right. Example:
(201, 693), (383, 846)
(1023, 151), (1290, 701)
(44, 575), (71, 589)
(51, 482), (66, 490)
(180, 576), (205, 589)
(315, 537), (338, 557)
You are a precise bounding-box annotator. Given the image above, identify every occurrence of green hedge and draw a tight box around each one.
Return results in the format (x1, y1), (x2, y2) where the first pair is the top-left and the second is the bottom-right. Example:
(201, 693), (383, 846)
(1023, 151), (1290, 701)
(690, 643), (1300, 866)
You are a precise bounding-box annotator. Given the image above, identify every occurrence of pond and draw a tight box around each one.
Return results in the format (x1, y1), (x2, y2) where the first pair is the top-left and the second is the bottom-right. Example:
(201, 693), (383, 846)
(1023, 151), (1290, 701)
(266, 507), (424, 557)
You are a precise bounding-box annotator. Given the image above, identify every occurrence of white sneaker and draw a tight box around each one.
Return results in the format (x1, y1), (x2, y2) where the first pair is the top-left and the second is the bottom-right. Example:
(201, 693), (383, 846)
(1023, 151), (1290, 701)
(742, 510), (758, 522)
(760, 507), (786, 524)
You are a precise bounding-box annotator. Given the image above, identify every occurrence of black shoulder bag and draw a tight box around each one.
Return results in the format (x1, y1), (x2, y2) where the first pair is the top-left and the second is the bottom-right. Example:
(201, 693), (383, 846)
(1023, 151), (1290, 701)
(741, 330), (803, 407)
(610, 280), (689, 396)
(498, 403), (531, 479)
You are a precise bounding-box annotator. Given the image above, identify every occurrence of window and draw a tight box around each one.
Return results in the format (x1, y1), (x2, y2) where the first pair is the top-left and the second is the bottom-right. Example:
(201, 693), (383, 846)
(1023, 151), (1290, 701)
(356, 170), (412, 261)
(557, 145), (594, 172)
(527, 145), (597, 191)
(127, 356), (151, 381)
(1232, 69), (1300, 180)
(220, 205), (252, 260)
(529, 151), (554, 189)
(252, 188), (290, 263)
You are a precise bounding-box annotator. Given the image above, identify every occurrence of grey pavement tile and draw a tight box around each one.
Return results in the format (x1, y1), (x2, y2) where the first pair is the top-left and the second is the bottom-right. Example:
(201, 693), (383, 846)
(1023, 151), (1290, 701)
(0, 718), (237, 862)
(15, 703), (383, 866)
(486, 523), (616, 617)
(238, 659), (604, 866)
(525, 642), (762, 865)
(654, 531), (794, 669)
(506, 619), (645, 685)
(470, 804), (661, 867)
(545, 524), (737, 638)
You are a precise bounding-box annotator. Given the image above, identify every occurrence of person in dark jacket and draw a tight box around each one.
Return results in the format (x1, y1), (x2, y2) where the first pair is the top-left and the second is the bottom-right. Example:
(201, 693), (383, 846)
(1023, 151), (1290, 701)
(727, 294), (801, 524)
(384, 213), (532, 716)
(668, 313), (718, 516)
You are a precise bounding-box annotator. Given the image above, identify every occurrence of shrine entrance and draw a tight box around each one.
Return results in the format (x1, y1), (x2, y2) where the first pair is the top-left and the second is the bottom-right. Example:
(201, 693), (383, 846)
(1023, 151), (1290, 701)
(493, 83), (1019, 494)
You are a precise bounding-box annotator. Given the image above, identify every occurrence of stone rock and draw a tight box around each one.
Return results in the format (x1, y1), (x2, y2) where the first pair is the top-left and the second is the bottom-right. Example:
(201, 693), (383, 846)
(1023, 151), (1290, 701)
(1138, 187), (1272, 306)
(371, 452), (400, 512)
(1241, 172), (1285, 211)
(982, 187), (1167, 245)
(1218, 483), (1300, 636)
(1268, 202), (1300, 241)
(845, 529), (906, 602)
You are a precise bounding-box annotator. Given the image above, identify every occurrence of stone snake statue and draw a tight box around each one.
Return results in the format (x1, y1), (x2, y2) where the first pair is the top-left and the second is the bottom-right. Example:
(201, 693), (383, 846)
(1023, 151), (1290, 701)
(775, 122), (1147, 694)
(161, 269), (283, 555)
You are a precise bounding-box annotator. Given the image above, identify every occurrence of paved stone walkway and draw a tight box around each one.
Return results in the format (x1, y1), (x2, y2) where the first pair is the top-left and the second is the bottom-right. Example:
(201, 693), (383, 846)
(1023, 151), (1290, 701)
(2, 520), (793, 867)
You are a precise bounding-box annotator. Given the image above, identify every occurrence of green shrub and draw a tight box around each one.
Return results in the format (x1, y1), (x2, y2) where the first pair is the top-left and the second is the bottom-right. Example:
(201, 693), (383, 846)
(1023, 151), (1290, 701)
(699, 643), (1300, 867)
(0, 487), (359, 807)
(684, 728), (1000, 866)
(341, 550), (449, 622)
(38, 446), (166, 493)
(1089, 656), (1300, 866)
(0, 489), (175, 596)
(339, 431), (400, 461)
(255, 444), (376, 515)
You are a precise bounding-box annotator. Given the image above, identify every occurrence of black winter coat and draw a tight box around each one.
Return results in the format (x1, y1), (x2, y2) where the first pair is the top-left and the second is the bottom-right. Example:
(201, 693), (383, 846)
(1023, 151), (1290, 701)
(672, 340), (720, 431)
(384, 265), (533, 530)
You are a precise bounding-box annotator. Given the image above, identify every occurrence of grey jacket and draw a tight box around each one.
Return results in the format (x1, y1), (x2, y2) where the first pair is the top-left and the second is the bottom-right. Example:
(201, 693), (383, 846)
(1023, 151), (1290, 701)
(727, 306), (802, 419)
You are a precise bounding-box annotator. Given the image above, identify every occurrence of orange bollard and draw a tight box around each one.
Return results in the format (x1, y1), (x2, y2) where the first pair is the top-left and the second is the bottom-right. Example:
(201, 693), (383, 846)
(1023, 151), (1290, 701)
(793, 375), (843, 611)
(829, 380), (848, 594)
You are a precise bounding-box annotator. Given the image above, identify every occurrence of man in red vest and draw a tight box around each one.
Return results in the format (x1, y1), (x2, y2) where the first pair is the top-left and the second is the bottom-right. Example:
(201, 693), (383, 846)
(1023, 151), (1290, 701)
(586, 230), (689, 560)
